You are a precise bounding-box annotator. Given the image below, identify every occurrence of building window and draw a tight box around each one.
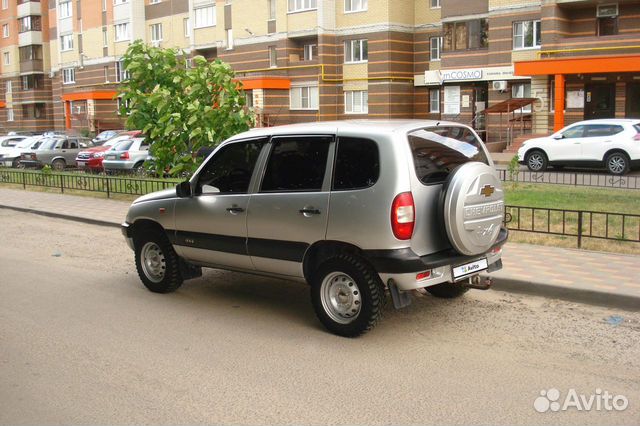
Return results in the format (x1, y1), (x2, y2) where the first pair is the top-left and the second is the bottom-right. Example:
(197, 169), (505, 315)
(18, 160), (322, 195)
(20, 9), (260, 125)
(513, 20), (541, 49)
(113, 0), (128, 5)
(194, 6), (216, 28)
(102, 0), (107, 11)
(7, 108), (14, 122)
(115, 60), (129, 82)
(20, 46), (43, 62)
(71, 101), (86, 114)
(430, 36), (442, 61)
(60, 34), (74, 51)
(225, 29), (233, 49)
(430, 0), (440, 8)
(59, 0), (73, 18)
(3, 52), (10, 65)
(2, 24), (8, 38)
(443, 19), (488, 51)
(150, 0), (161, 4)
(344, 90), (368, 114)
(104, 65), (109, 82)
(62, 67), (75, 84)
(1, 0), (7, 10)
(114, 23), (130, 42)
(116, 97), (131, 115)
(268, 0), (276, 20)
(6, 80), (11, 93)
(303, 43), (317, 61)
(19, 16), (42, 33)
(597, 4), (618, 36)
(344, 39), (368, 63)
(102, 27), (108, 46)
(269, 45), (277, 67)
(345, 0), (367, 13)
(22, 75), (42, 90)
(288, 0), (317, 13)
(150, 23), (163, 42)
(512, 83), (532, 113)
(429, 89), (440, 113)
(183, 18), (190, 37)
(290, 84), (319, 110)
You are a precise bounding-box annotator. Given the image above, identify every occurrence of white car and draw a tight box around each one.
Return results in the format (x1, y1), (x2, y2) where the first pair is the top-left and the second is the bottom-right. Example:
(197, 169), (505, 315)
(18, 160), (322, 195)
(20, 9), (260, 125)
(0, 135), (29, 157)
(0, 136), (45, 168)
(517, 119), (640, 175)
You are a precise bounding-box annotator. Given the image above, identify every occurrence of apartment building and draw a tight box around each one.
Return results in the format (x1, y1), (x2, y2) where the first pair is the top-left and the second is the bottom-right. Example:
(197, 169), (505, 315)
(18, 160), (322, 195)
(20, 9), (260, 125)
(0, 0), (639, 151)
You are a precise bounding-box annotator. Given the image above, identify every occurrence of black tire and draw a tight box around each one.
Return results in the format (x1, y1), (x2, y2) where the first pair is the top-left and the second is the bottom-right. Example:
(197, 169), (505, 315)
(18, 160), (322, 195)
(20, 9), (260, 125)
(525, 150), (548, 172)
(11, 158), (20, 168)
(52, 159), (66, 171)
(605, 151), (630, 176)
(134, 232), (183, 293)
(425, 281), (469, 299)
(311, 254), (385, 337)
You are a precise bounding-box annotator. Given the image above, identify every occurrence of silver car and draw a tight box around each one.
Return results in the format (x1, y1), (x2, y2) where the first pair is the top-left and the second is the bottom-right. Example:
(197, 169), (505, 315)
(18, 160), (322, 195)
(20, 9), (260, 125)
(102, 137), (150, 173)
(21, 136), (93, 170)
(122, 120), (507, 337)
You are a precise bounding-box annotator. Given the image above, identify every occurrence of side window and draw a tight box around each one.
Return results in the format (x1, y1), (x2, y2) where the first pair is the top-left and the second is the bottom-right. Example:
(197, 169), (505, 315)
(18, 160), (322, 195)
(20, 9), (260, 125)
(584, 124), (624, 137)
(60, 140), (69, 149)
(261, 136), (332, 192)
(333, 137), (379, 190)
(196, 139), (265, 195)
(562, 125), (585, 139)
(69, 140), (78, 149)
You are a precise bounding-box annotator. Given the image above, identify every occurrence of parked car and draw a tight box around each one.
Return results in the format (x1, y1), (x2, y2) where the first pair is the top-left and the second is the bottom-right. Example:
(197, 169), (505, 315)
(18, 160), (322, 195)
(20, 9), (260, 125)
(21, 136), (93, 170)
(92, 129), (125, 145)
(517, 119), (640, 175)
(76, 132), (140, 172)
(121, 120), (507, 337)
(102, 137), (150, 174)
(0, 135), (29, 157)
(0, 136), (45, 168)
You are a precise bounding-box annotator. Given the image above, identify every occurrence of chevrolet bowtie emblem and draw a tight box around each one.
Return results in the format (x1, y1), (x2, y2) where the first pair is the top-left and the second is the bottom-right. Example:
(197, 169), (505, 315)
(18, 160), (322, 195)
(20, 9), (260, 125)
(480, 184), (495, 197)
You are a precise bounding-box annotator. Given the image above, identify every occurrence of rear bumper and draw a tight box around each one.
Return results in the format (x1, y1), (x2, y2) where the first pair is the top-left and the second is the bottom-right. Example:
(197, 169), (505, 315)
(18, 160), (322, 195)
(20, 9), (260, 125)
(104, 160), (137, 170)
(365, 227), (508, 291)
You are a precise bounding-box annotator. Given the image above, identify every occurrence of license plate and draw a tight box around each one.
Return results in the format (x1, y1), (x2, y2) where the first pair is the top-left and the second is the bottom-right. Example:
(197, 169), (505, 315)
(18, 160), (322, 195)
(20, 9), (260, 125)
(77, 161), (85, 167)
(452, 258), (488, 280)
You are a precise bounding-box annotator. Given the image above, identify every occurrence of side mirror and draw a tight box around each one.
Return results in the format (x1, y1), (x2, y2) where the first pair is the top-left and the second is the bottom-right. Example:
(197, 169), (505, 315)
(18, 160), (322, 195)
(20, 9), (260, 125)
(176, 181), (192, 198)
(553, 133), (564, 140)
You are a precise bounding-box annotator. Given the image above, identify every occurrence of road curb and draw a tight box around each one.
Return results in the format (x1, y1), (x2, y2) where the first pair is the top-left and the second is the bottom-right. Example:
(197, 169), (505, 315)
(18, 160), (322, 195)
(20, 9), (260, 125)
(0, 204), (120, 229)
(488, 275), (640, 312)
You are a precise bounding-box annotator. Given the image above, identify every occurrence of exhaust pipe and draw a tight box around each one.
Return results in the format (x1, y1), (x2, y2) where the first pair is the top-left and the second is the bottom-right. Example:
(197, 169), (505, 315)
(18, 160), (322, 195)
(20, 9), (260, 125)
(464, 274), (493, 290)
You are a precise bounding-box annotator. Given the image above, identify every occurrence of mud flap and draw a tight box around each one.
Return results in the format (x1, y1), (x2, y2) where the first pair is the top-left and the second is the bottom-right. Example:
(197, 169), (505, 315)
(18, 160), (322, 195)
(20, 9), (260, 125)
(388, 280), (412, 309)
(179, 259), (202, 280)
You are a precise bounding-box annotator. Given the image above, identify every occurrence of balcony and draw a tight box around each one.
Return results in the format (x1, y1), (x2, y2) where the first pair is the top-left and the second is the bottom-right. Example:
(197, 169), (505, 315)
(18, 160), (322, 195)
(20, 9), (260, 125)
(18, 31), (42, 46)
(17, 1), (41, 17)
(19, 59), (43, 73)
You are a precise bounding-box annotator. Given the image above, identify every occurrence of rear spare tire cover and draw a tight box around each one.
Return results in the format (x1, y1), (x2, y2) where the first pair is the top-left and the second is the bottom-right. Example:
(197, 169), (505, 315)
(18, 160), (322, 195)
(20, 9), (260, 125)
(443, 162), (504, 256)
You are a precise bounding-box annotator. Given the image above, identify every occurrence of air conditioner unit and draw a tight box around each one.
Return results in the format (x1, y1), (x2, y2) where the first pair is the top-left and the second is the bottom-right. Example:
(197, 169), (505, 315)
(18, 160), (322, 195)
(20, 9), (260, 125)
(597, 4), (618, 17)
(492, 80), (508, 92)
(49, 70), (56, 78)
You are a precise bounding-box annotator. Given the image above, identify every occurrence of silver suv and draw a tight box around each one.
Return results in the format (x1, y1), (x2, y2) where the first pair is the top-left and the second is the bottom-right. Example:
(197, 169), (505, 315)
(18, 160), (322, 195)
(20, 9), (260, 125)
(122, 120), (507, 337)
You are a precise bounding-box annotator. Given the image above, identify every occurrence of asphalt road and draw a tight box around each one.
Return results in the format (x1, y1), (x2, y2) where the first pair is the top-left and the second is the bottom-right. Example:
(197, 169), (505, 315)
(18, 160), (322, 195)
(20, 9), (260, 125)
(1, 209), (639, 425)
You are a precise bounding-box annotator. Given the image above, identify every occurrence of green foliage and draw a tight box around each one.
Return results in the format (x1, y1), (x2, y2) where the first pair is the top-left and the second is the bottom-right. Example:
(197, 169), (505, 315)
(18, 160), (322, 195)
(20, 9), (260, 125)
(80, 129), (94, 138)
(41, 165), (52, 175)
(118, 40), (254, 177)
(507, 154), (520, 189)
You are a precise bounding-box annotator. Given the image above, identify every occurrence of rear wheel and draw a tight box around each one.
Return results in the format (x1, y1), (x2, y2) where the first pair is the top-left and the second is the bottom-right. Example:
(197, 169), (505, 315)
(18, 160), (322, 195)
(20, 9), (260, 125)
(311, 254), (385, 337)
(52, 159), (66, 171)
(605, 152), (630, 175)
(135, 232), (183, 293)
(11, 158), (20, 168)
(525, 150), (547, 172)
(425, 282), (468, 299)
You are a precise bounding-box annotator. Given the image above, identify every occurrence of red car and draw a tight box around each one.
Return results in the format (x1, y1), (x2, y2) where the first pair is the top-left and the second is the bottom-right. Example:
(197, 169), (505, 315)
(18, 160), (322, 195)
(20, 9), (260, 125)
(76, 131), (141, 172)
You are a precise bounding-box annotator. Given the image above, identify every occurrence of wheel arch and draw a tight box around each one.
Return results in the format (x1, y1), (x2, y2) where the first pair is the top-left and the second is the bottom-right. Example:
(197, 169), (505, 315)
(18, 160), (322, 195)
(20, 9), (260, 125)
(51, 156), (67, 164)
(129, 218), (170, 247)
(602, 148), (630, 163)
(524, 147), (548, 160)
(302, 240), (367, 283)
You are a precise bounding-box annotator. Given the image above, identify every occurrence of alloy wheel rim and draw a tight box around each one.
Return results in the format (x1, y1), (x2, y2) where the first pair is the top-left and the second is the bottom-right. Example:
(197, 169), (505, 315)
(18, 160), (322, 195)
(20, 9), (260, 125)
(141, 242), (166, 283)
(320, 272), (361, 324)
(528, 154), (543, 171)
(608, 156), (625, 174)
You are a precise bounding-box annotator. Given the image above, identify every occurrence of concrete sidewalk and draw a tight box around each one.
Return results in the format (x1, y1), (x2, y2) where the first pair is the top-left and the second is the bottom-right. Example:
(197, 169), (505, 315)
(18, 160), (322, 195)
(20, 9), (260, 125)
(1, 187), (638, 311)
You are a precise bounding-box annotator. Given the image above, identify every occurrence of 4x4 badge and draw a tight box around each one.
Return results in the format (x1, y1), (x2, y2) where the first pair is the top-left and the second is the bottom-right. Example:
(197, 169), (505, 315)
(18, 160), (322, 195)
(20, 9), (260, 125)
(480, 184), (495, 197)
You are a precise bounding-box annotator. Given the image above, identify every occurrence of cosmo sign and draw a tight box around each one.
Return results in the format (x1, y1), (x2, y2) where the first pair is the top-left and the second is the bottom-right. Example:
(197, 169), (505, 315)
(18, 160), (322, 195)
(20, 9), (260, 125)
(423, 66), (523, 85)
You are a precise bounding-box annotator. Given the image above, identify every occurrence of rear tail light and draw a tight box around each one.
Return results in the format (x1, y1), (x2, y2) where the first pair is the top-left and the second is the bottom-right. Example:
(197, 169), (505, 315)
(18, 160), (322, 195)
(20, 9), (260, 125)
(416, 270), (431, 281)
(30, 153), (36, 160)
(633, 133), (640, 141)
(120, 151), (130, 160)
(391, 192), (415, 240)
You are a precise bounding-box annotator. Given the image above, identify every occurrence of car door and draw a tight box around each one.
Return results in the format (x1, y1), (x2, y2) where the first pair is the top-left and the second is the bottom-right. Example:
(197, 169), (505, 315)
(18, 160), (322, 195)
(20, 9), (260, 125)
(551, 125), (586, 161)
(246, 135), (334, 277)
(580, 124), (624, 162)
(173, 138), (267, 270)
(65, 138), (79, 164)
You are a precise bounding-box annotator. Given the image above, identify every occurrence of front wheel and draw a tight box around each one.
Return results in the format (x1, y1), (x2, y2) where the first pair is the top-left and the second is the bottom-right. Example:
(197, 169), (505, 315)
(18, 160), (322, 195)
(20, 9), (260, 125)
(525, 150), (548, 172)
(605, 152), (630, 175)
(135, 233), (183, 293)
(52, 159), (66, 171)
(311, 254), (385, 337)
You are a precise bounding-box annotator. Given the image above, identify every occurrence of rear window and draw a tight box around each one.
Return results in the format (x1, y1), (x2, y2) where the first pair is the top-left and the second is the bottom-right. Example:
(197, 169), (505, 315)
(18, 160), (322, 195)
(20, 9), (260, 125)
(408, 126), (488, 185)
(114, 140), (134, 151)
(634, 124), (640, 133)
(332, 137), (379, 190)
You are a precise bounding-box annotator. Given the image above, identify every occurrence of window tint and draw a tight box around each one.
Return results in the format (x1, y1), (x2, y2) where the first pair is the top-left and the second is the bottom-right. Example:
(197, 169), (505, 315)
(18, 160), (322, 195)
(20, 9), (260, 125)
(261, 136), (331, 192)
(333, 137), (379, 190)
(114, 140), (134, 151)
(583, 124), (624, 137)
(561, 125), (585, 139)
(60, 140), (69, 149)
(408, 126), (488, 185)
(197, 139), (264, 194)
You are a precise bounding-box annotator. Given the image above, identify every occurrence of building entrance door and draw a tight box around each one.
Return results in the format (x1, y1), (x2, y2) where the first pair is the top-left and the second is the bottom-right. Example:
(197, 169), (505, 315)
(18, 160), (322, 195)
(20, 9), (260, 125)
(585, 84), (615, 119)
(626, 83), (640, 119)
(472, 84), (488, 140)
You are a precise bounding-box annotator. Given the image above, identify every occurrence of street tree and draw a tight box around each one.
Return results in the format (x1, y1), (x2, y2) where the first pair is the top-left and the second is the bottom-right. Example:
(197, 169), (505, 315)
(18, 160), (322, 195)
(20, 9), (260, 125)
(118, 40), (254, 176)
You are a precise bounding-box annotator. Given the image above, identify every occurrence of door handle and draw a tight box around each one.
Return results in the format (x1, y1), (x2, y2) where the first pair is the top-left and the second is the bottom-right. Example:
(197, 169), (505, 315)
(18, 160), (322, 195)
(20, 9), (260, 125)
(299, 207), (321, 215)
(226, 206), (245, 214)
(604, 140), (613, 143)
